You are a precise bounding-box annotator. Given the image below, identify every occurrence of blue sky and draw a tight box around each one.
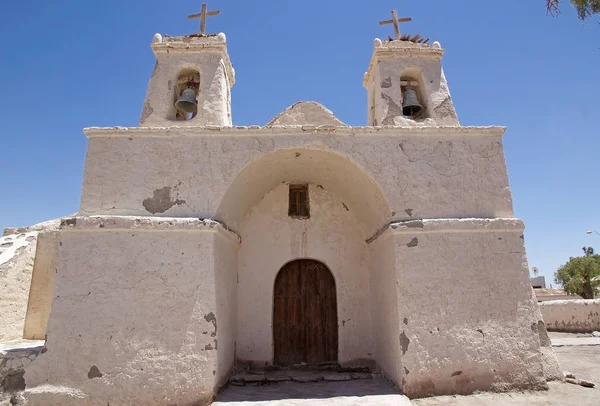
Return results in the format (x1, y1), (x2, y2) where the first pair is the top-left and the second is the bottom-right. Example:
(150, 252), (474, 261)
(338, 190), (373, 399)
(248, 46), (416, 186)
(1, 1), (598, 285)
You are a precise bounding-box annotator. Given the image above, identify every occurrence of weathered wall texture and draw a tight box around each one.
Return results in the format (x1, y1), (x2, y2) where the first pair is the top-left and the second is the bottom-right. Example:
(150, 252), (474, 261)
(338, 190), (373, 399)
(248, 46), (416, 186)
(1, 342), (44, 402)
(266, 101), (348, 127)
(388, 219), (549, 398)
(140, 35), (234, 127)
(213, 230), (238, 387)
(237, 184), (373, 366)
(24, 217), (238, 406)
(23, 231), (59, 340)
(79, 127), (513, 238)
(0, 231), (38, 342)
(364, 40), (459, 126)
(539, 299), (600, 333)
(369, 233), (400, 381)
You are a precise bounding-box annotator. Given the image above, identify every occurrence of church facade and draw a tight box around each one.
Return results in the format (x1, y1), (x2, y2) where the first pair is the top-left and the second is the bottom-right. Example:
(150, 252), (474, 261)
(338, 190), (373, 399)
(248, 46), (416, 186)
(4, 24), (560, 405)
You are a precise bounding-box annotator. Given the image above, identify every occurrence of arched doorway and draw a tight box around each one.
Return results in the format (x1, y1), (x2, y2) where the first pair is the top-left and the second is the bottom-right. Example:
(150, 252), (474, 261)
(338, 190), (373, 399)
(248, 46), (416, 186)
(273, 259), (338, 366)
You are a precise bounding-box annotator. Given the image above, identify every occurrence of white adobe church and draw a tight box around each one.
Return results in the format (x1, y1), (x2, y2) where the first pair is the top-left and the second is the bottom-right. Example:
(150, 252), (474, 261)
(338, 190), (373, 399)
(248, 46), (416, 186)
(0, 7), (561, 405)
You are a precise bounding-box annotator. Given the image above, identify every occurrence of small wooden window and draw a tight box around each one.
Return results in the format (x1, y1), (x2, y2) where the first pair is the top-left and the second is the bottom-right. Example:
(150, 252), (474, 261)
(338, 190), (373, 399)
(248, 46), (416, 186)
(289, 185), (309, 218)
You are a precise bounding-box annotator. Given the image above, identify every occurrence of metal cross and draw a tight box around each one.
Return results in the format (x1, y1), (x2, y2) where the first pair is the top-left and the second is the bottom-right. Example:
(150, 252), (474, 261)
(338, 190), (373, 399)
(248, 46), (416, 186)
(379, 10), (412, 39)
(188, 3), (221, 35)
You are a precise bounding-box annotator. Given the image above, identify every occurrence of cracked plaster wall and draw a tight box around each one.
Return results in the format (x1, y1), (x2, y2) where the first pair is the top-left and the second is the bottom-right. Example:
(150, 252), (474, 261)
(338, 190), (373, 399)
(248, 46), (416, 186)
(237, 184), (373, 366)
(24, 225), (237, 405)
(79, 132), (514, 239)
(388, 219), (552, 398)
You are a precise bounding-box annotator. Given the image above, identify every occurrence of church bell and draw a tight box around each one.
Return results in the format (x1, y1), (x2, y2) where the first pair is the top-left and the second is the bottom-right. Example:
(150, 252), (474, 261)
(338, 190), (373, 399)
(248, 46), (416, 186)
(402, 88), (424, 117)
(175, 86), (198, 114)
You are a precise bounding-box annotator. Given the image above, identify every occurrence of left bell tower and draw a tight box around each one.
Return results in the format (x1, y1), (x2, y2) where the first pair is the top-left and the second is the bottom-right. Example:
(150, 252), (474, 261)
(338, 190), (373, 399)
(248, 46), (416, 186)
(139, 5), (235, 127)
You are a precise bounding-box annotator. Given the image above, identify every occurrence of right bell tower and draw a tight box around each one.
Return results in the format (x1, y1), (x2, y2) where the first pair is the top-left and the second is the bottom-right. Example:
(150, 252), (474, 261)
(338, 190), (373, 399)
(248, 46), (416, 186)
(364, 11), (459, 126)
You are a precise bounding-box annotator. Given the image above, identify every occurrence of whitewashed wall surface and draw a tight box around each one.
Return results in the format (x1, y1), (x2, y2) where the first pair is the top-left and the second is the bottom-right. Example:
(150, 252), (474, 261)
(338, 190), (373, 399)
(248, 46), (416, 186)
(539, 299), (600, 332)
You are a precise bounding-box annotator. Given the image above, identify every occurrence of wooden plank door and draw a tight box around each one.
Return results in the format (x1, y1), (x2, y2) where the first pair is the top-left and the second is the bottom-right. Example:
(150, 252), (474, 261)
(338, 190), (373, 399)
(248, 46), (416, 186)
(273, 259), (338, 366)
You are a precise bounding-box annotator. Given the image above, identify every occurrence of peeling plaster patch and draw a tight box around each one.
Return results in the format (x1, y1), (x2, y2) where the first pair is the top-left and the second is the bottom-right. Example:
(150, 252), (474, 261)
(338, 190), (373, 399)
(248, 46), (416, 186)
(87, 366), (103, 379)
(451, 370), (463, 377)
(399, 332), (410, 355)
(60, 218), (77, 227)
(381, 77), (392, 88)
(142, 186), (186, 214)
(204, 312), (217, 337)
(407, 237), (418, 248)
(381, 94), (403, 125)
(140, 100), (154, 123)
(405, 209), (413, 217)
(1, 372), (25, 391)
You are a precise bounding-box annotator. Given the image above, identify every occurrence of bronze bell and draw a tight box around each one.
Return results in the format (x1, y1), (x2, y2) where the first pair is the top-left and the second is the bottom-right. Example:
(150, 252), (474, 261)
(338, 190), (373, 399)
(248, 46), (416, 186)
(402, 88), (423, 117)
(175, 86), (198, 114)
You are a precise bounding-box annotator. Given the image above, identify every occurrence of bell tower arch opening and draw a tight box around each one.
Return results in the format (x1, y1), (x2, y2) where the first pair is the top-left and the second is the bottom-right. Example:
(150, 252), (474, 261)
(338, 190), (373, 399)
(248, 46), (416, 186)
(400, 70), (429, 119)
(174, 68), (200, 121)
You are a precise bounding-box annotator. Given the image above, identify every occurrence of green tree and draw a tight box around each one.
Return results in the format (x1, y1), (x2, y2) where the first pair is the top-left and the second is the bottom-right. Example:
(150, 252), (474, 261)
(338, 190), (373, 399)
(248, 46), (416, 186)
(547, 0), (600, 19)
(554, 246), (600, 299)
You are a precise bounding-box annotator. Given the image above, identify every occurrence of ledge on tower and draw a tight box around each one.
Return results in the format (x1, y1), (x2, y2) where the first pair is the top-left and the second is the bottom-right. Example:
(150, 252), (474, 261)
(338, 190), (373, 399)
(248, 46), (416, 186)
(266, 101), (348, 127)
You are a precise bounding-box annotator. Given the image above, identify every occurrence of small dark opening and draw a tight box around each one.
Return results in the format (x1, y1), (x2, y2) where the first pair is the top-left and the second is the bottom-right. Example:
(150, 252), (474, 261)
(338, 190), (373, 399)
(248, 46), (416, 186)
(289, 185), (309, 218)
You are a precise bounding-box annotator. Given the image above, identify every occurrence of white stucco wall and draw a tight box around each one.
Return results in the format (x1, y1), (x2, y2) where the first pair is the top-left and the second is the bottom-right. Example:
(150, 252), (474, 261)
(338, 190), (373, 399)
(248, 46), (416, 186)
(214, 231), (238, 386)
(369, 232), (401, 381)
(24, 217), (238, 406)
(0, 231), (38, 342)
(236, 184), (374, 366)
(539, 299), (600, 332)
(389, 218), (548, 398)
(79, 127), (513, 240)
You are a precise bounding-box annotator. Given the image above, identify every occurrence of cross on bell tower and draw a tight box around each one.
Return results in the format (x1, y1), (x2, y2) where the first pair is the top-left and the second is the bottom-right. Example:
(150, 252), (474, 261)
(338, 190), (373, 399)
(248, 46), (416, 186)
(379, 10), (412, 39)
(188, 3), (221, 35)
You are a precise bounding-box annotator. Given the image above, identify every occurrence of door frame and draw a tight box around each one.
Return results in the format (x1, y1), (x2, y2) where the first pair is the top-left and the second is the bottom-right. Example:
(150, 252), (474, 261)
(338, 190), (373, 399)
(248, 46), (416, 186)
(272, 258), (339, 366)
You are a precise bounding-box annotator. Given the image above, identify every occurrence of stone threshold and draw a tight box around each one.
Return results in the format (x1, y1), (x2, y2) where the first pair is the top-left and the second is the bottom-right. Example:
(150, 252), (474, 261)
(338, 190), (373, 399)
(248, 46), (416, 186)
(229, 367), (378, 386)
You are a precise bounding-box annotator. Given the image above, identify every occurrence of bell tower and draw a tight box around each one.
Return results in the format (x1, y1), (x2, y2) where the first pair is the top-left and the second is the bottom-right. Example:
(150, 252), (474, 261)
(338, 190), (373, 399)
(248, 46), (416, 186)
(364, 11), (458, 126)
(140, 4), (235, 127)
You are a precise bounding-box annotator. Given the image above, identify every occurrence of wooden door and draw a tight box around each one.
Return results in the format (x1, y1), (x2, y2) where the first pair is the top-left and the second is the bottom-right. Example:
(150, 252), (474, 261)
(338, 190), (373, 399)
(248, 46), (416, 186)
(273, 259), (338, 366)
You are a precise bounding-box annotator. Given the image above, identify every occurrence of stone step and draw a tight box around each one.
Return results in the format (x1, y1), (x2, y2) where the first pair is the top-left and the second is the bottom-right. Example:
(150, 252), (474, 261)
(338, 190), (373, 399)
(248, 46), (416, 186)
(229, 370), (379, 386)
